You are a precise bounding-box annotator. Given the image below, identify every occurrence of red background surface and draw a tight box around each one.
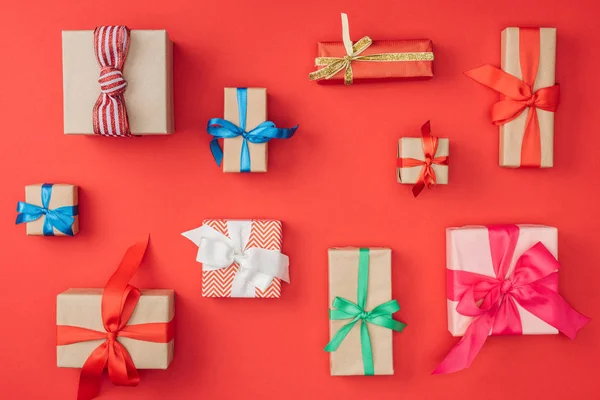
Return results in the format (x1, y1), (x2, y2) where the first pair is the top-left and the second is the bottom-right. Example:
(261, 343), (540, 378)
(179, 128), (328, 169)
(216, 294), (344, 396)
(1, 0), (599, 398)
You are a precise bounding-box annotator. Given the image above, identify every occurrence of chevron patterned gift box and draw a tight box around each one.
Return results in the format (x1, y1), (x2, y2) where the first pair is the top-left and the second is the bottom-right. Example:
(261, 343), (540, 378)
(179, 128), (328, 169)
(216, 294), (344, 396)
(182, 219), (290, 298)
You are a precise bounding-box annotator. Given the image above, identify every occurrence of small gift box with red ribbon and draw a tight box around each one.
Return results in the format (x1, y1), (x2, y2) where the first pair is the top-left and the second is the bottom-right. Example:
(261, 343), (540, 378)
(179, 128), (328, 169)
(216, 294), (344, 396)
(16, 184), (79, 236)
(435, 225), (589, 374)
(182, 219), (290, 297)
(207, 88), (298, 172)
(397, 121), (449, 197)
(56, 238), (175, 400)
(466, 28), (558, 167)
(62, 27), (174, 136)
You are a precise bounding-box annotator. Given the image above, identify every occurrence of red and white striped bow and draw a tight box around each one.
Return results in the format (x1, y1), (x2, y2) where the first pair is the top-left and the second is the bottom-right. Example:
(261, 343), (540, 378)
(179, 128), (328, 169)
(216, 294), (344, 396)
(93, 26), (132, 137)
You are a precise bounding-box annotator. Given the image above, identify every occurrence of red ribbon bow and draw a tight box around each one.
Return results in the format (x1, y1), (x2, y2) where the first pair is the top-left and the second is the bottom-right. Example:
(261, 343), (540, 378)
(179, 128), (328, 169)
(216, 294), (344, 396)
(465, 28), (560, 167)
(434, 225), (589, 374)
(397, 120), (448, 197)
(56, 238), (174, 400)
(92, 26), (132, 137)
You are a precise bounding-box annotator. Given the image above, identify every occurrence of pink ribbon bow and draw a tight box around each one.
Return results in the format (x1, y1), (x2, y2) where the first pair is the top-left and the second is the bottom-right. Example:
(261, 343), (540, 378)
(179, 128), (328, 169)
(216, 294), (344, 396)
(434, 225), (590, 374)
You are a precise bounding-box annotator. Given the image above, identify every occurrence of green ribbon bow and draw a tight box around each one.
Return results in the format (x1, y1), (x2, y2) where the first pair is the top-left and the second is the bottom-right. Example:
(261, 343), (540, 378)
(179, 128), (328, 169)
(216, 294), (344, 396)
(325, 248), (406, 375)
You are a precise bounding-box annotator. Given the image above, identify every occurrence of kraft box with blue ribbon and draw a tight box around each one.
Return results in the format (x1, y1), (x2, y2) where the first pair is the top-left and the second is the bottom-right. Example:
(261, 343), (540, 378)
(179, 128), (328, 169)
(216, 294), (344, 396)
(16, 184), (79, 236)
(207, 88), (298, 172)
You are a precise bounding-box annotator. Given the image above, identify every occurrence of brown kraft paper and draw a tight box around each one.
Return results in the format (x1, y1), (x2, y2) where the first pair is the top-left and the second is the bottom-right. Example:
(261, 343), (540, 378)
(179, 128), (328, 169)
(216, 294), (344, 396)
(222, 88), (268, 172)
(500, 27), (556, 167)
(56, 289), (175, 369)
(62, 30), (174, 135)
(328, 248), (393, 375)
(397, 138), (449, 184)
(24, 184), (79, 236)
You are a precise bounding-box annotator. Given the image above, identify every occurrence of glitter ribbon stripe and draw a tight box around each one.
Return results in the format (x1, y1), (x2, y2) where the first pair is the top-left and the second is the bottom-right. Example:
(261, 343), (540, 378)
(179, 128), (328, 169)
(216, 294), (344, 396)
(309, 14), (434, 85)
(93, 26), (132, 137)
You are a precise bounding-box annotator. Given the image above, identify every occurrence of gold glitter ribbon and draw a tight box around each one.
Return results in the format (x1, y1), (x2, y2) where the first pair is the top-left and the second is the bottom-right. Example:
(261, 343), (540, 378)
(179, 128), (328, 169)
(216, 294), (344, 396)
(309, 13), (435, 85)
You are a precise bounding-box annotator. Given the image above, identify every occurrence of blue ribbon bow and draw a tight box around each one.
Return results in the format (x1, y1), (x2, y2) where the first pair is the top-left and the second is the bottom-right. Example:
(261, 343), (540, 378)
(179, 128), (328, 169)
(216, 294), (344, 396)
(16, 184), (78, 236)
(207, 88), (298, 172)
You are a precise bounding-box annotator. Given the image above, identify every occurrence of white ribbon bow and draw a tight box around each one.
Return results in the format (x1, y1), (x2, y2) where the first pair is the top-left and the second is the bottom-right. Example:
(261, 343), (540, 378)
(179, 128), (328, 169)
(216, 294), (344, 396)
(182, 222), (290, 297)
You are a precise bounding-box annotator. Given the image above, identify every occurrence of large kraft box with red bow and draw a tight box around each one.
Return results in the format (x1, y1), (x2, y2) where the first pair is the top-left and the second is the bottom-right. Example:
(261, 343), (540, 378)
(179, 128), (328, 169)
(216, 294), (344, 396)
(62, 29), (174, 135)
(56, 289), (175, 368)
(500, 28), (556, 167)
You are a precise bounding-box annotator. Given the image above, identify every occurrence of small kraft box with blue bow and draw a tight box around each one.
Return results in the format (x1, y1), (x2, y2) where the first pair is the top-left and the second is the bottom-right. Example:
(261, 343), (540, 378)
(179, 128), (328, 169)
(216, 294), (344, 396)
(16, 184), (79, 236)
(327, 248), (406, 376)
(207, 88), (298, 172)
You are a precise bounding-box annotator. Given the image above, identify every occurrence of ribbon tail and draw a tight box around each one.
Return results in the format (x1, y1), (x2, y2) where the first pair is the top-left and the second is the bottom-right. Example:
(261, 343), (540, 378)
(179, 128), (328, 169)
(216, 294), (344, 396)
(412, 171), (426, 197)
(210, 138), (224, 167)
(325, 319), (359, 352)
(433, 312), (495, 374)
(515, 284), (590, 340)
(77, 343), (109, 400)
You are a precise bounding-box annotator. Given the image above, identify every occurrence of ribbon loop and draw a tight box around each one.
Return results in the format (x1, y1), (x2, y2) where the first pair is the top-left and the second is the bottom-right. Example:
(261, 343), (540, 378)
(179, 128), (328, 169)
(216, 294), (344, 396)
(397, 121), (448, 197)
(15, 184), (78, 236)
(182, 223), (290, 296)
(207, 88), (298, 172)
(93, 26), (132, 137)
(464, 28), (560, 167)
(434, 225), (589, 374)
(325, 248), (406, 375)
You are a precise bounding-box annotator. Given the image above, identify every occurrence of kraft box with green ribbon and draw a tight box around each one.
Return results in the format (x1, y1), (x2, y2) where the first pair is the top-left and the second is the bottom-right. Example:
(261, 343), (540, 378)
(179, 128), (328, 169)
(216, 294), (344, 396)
(326, 248), (406, 375)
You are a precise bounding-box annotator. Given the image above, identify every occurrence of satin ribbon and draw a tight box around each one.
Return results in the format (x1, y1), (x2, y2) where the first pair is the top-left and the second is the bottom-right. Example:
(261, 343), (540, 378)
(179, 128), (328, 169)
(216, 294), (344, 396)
(465, 28), (560, 167)
(397, 121), (448, 197)
(207, 88), (298, 172)
(15, 184), (78, 236)
(434, 225), (590, 374)
(56, 238), (175, 400)
(309, 13), (434, 85)
(182, 223), (290, 297)
(325, 248), (406, 375)
(93, 26), (132, 137)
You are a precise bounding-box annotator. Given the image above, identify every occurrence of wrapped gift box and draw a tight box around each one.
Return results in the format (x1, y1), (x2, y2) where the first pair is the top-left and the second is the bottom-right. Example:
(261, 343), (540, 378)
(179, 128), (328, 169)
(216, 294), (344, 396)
(62, 29), (174, 135)
(500, 28), (556, 167)
(446, 225), (559, 336)
(223, 88), (268, 172)
(57, 289), (175, 369)
(18, 183), (79, 236)
(328, 248), (394, 375)
(314, 39), (434, 84)
(397, 137), (449, 185)
(182, 219), (289, 298)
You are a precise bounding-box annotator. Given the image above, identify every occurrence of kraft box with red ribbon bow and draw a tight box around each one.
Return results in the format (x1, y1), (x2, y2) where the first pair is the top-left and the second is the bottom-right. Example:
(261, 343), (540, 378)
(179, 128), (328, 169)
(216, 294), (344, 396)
(397, 121), (449, 198)
(466, 28), (558, 167)
(434, 225), (589, 374)
(62, 27), (174, 137)
(56, 238), (175, 400)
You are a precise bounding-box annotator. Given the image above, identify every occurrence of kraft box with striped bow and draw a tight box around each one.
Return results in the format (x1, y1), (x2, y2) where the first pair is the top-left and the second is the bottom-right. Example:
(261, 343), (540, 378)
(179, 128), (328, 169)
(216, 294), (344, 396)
(62, 27), (174, 137)
(182, 219), (290, 298)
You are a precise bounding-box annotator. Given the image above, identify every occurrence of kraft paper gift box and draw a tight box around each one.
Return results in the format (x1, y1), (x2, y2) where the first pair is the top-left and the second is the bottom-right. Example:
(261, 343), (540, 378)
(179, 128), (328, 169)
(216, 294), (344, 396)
(446, 225), (559, 336)
(56, 289), (175, 369)
(62, 28), (174, 135)
(16, 184), (79, 236)
(309, 13), (434, 85)
(327, 248), (405, 376)
(396, 138), (449, 185)
(223, 88), (268, 172)
(182, 219), (290, 298)
(500, 28), (556, 167)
